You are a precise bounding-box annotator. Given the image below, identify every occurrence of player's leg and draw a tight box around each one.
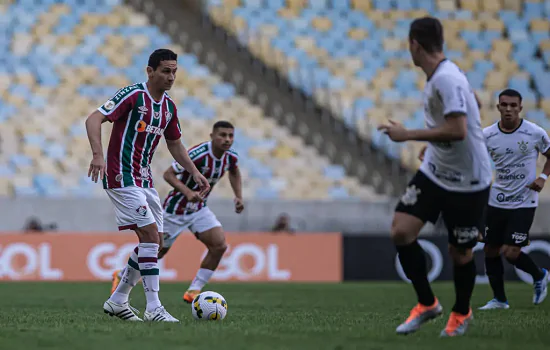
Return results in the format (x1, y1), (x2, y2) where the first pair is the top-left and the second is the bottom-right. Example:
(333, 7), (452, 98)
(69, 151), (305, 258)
(393, 172), (443, 335)
(183, 208), (226, 303)
(500, 208), (548, 305)
(439, 187), (489, 337)
(139, 188), (179, 322)
(479, 206), (509, 310)
(103, 187), (159, 321)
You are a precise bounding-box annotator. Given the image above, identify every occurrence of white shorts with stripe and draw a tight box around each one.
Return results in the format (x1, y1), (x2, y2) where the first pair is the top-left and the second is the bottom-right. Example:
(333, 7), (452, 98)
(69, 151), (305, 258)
(162, 207), (222, 248)
(105, 186), (163, 232)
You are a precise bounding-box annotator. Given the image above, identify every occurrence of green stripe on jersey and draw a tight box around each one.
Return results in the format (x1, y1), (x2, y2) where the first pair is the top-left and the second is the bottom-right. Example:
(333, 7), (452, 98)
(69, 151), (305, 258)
(122, 92), (143, 186)
(165, 192), (184, 214)
(99, 83), (141, 114)
(141, 102), (161, 188)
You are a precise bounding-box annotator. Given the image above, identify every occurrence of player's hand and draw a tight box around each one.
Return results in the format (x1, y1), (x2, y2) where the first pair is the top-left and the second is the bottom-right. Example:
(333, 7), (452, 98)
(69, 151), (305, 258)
(192, 171), (210, 194)
(526, 177), (546, 192)
(185, 191), (204, 203)
(377, 120), (409, 142)
(418, 145), (427, 162)
(88, 155), (105, 183)
(234, 197), (244, 214)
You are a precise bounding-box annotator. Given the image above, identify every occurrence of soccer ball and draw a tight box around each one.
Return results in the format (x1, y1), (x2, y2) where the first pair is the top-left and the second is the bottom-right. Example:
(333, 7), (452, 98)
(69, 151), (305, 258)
(191, 291), (228, 320)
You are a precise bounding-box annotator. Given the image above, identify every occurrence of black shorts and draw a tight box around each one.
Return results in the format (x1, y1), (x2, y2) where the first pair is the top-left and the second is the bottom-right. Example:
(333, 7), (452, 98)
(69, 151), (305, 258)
(484, 205), (536, 247)
(396, 171), (490, 248)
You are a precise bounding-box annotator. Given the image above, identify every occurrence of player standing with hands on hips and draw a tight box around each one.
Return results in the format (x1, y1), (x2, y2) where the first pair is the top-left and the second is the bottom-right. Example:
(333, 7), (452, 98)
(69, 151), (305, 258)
(479, 88), (549, 310)
(86, 49), (210, 322)
(378, 17), (492, 337)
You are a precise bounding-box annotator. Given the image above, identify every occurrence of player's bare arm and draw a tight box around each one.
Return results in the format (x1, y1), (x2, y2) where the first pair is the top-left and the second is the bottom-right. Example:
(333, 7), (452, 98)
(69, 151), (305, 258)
(163, 166), (203, 203)
(378, 113), (466, 143)
(165, 139), (210, 194)
(527, 149), (550, 192)
(229, 166), (244, 213)
(85, 110), (109, 182)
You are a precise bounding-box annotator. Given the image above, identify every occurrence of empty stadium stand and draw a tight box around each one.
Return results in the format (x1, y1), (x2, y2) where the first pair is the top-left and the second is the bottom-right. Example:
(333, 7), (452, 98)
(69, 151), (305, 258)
(0, 0), (385, 201)
(205, 0), (550, 196)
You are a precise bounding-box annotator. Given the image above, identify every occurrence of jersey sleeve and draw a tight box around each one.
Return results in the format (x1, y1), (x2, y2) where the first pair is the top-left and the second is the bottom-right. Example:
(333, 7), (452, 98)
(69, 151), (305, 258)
(164, 105), (182, 141)
(229, 152), (239, 170)
(97, 87), (137, 122)
(171, 160), (185, 174)
(536, 127), (550, 154)
(433, 74), (468, 117)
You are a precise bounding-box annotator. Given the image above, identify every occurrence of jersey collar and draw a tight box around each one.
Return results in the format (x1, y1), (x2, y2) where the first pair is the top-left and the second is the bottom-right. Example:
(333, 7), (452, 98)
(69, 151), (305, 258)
(427, 58), (448, 82)
(498, 119), (523, 134)
(143, 81), (165, 105)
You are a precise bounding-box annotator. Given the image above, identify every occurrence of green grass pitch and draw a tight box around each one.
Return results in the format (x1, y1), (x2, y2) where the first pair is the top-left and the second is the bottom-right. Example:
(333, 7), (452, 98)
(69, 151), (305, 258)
(0, 281), (548, 350)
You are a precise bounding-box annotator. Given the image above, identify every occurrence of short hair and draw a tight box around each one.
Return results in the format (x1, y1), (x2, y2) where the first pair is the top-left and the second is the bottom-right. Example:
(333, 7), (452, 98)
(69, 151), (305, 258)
(498, 89), (523, 103)
(148, 49), (177, 70)
(212, 120), (234, 131)
(409, 17), (444, 53)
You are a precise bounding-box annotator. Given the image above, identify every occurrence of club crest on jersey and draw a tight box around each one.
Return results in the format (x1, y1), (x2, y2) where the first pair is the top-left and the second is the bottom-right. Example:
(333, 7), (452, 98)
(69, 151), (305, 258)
(136, 205), (148, 217)
(518, 141), (529, 154)
(136, 120), (163, 135)
(115, 174), (123, 182)
(153, 111), (160, 119)
(104, 100), (115, 111)
(138, 106), (148, 115)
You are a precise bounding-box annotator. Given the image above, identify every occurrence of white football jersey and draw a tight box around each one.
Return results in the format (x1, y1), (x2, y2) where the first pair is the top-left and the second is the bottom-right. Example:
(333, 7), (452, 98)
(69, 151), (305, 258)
(419, 59), (493, 192)
(484, 119), (550, 209)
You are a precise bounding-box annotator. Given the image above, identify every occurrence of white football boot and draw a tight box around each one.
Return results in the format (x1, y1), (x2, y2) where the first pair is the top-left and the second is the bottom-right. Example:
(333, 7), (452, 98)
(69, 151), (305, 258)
(144, 306), (180, 322)
(103, 299), (143, 321)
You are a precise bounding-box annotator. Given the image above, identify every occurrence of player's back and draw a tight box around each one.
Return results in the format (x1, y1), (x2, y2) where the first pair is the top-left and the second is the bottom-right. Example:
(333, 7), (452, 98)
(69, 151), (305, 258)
(97, 83), (181, 190)
(419, 59), (492, 192)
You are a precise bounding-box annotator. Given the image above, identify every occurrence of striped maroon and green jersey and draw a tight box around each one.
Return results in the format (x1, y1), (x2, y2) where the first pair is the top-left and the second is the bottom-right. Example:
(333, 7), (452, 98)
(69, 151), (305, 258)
(98, 82), (182, 189)
(163, 141), (239, 215)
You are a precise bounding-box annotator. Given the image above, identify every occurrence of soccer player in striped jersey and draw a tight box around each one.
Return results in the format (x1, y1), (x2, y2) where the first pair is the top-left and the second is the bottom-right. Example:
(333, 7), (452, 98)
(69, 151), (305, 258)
(111, 121), (243, 303)
(86, 48), (210, 323)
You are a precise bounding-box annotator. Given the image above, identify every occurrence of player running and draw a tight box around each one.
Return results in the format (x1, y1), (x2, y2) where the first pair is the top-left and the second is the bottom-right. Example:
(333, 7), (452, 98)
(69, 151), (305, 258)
(111, 120), (243, 303)
(378, 17), (492, 337)
(86, 48), (210, 322)
(479, 88), (549, 310)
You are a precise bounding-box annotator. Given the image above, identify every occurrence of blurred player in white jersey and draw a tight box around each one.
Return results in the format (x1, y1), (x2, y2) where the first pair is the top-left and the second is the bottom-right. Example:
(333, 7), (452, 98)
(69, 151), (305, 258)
(479, 89), (549, 310)
(379, 17), (492, 337)
(111, 121), (243, 303)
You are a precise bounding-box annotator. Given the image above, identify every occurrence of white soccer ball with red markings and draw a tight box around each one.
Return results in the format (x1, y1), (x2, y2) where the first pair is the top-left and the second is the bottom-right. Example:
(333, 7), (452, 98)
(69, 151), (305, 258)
(191, 291), (228, 320)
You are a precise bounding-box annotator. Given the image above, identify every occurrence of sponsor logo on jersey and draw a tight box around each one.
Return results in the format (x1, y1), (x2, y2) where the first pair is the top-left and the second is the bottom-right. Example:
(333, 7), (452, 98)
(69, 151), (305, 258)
(165, 111), (172, 121)
(138, 106), (148, 115)
(136, 120), (163, 135)
(496, 193), (524, 203)
(512, 232), (527, 244)
(112, 85), (139, 104)
(453, 226), (478, 244)
(428, 162), (463, 183)
(189, 145), (208, 159)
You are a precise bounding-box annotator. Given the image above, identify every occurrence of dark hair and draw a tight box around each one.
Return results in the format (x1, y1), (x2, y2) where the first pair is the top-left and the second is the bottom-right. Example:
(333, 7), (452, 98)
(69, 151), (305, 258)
(409, 17), (444, 53)
(148, 49), (177, 70)
(213, 120), (234, 131)
(498, 88), (523, 103)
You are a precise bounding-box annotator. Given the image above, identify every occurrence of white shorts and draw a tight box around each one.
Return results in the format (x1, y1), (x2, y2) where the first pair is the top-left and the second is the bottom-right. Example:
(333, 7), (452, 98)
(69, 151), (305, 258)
(105, 186), (163, 232)
(163, 207), (222, 248)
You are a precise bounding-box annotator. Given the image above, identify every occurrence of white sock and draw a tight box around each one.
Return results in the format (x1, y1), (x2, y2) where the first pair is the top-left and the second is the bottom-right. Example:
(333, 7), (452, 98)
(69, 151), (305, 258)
(138, 242), (162, 313)
(110, 247), (141, 305)
(189, 268), (214, 291)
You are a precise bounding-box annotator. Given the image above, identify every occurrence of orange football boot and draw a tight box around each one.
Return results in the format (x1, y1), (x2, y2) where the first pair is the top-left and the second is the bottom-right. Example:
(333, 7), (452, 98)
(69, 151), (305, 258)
(183, 290), (201, 303)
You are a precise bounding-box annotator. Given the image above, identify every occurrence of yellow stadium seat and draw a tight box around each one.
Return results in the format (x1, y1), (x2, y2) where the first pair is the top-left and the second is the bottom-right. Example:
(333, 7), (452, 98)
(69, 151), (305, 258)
(502, 0), (520, 11)
(277, 7), (299, 19)
(352, 0), (371, 12)
(437, 0), (457, 11)
(407, 9), (429, 18)
(311, 17), (332, 32)
(483, 0), (503, 12)
(541, 99), (550, 115)
(492, 39), (512, 54)
(484, 18), (505, 31)
(388, 11), (408, 20)
(530, 19), (550, 32)
(461, 20), (482, 31)
(453, 56), (474, 71)
(446, 37), (468, 51)
(287, 0), (306, 10)
(469, 50), (487, 60)
(461, 0), (480, 11)
(540, 39), (550, 51)
(348, 28), (368, 40)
